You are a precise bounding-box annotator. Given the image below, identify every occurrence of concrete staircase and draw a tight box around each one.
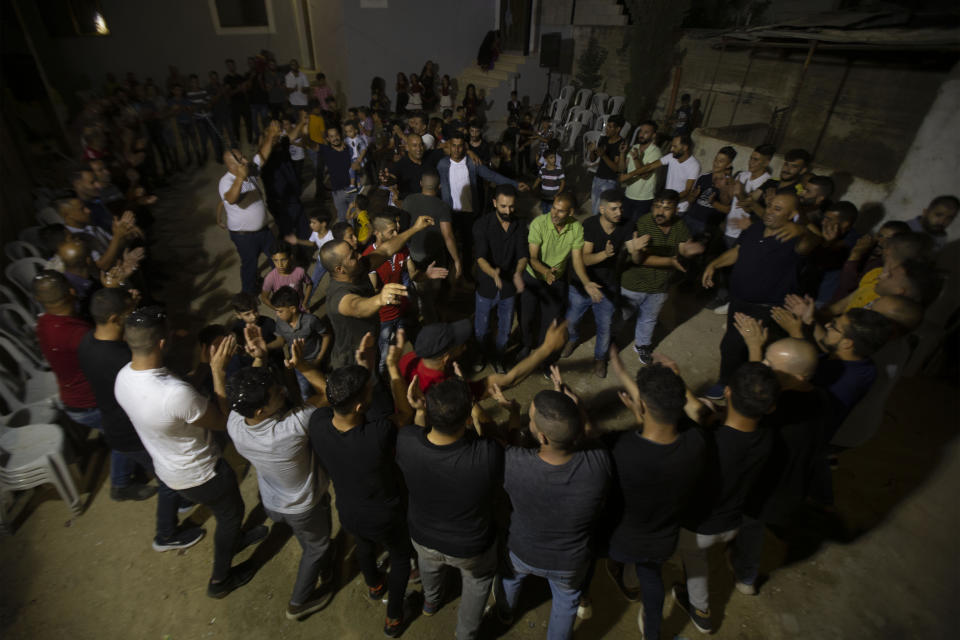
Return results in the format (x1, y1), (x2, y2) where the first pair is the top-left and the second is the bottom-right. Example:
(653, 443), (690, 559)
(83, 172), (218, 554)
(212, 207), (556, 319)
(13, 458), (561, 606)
(574, 0), (629, 25)
(454, 52), (526, 103)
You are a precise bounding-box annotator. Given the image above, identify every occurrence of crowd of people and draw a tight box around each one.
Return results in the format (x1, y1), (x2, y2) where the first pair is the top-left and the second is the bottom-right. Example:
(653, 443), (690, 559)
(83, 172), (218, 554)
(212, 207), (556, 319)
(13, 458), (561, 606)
(20, 44), (960, 640)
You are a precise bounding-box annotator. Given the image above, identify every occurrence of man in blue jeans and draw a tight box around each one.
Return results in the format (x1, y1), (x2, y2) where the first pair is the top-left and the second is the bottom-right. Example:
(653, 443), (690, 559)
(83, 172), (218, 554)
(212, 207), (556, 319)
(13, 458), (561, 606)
(587, 115), (626, 216)
(620, 189), (704, 364)
(218, 124), (281, 293)
(472, 185), (528, 373)
(563, 189), (649, 378)
(315, 125), (357, 222)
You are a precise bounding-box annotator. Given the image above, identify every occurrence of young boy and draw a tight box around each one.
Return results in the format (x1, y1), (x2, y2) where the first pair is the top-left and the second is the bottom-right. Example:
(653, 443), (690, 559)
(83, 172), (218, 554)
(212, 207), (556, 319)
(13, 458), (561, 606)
(271, 286), (331, 400)
(229, 292), (283, 352)
(343, 120), (368, 194)
(346, 193), (372, 247)
(331, 220), (358, 250)
(507, 90), (521, 120)
(532, 150), (566, 214)
(288, 212), (333, 305)
(261, 241), (312, 308)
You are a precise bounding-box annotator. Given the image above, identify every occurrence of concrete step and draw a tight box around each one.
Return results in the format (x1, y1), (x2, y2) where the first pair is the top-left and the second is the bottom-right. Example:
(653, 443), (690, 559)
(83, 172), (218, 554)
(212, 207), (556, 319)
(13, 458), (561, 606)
(499, 53), (526, 65)
(573, 13), (628, 25)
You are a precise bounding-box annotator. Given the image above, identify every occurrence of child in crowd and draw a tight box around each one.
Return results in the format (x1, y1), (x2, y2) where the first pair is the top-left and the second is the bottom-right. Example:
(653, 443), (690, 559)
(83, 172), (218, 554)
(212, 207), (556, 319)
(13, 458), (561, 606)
(312, 72), (332, 108)
(357, 106), (374, 138)
(532, 150), (566, 213)
(270, 286), (330, 400)
(439, 74), (453, 110)
(407, 73), (423, 111)
(346, 193), (372, 247)
(507, 90), (521, 120)
(229, 292), (283, 351)
(331, 220), (358, 250)
(287, 212), (333, 305)
(261, 241), (311, 308)
(343, 120), (368, 194)
(283, 111), (308, 178)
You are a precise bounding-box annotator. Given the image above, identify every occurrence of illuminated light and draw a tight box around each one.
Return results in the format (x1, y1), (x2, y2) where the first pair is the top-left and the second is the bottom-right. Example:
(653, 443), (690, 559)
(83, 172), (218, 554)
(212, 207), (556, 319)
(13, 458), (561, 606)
(94, 12), (109, 35)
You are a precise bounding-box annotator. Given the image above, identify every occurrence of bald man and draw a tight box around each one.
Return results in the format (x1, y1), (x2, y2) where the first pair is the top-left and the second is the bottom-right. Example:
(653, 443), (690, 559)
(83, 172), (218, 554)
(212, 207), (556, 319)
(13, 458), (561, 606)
(58, 237), (100, 305)
(702, 189), (820, 399)
(728, 336), (828, 594)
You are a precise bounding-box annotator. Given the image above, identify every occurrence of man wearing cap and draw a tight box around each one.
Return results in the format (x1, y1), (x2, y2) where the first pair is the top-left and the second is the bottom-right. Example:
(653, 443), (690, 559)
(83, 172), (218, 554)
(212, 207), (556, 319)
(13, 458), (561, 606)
(397, 318), (568, 400)
(320, 214), (435, 369)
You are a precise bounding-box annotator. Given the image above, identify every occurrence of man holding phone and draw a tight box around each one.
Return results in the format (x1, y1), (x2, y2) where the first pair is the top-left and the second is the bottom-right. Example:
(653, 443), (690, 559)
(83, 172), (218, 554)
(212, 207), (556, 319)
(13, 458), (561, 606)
(588, 115), (627, 216)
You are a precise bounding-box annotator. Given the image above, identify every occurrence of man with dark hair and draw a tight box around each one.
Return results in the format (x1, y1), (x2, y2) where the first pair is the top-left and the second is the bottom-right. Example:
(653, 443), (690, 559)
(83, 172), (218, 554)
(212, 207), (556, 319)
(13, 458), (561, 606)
(322, 214), (434, 369)
(79, 288), (206, 550)
(308, 342), (415, 637)
(404, 167), (461, 285)
(907, 194), (958, 251)
(703, 189), (819, 398)
(564, 188), (649, 377)
(223, 346), (334, 620)
(810, 200), (862, 304)
(777, 148), (812, 193)
(71, 165), (113, 231)
(395, 378), (504, 639)
(619, 120), (662, 220)
(722, 144), (775, 254)
(436, 130), (524, 272)
(674, 362), (780, 635)
(798, 174), (835, 225)
(588, 114), (626, 216)
(620, 189), (704, 365)
(115, 307), (266, 598)
(684, 147), (736, 238)
(315, 125), (357, 222)
(473, 184), (529, 372)
(498, 385), (611, 640)
(604, 361), (707, 640)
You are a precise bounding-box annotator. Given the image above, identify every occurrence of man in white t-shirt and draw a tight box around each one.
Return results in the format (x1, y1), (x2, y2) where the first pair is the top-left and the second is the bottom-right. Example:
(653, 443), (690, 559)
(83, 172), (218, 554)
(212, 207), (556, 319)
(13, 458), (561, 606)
(224, 343), (334, 620)
(218, 122), (282, 293)
(285, 59), (310, 108)
(724, 144), (775, 246)
(114, 307), (266, 599)
(656, 134), (700, 213)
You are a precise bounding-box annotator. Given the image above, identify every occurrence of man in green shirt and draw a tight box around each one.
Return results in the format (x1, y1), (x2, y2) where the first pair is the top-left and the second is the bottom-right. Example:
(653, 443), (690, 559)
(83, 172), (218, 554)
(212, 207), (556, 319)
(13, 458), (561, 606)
(519, 192), (595, 360)
(619, 120), (662, 222)
(621, 189), (705, 364)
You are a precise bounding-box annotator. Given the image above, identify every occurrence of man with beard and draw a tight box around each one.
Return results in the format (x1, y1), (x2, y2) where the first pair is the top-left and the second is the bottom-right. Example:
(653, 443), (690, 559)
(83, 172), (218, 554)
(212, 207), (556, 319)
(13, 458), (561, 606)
(619, 120), (662, 222)
(564, 189), (650, 377)
(315, 126), (356, 222)
(320, 214), (435, 369)
(473, 184), (529, 373)
(907, 194), (958, 251)
(620, 190), (704, 365)
(702, 189), (819, 398)
(797, 175), (834, 226)
(774, 148), (812, 194)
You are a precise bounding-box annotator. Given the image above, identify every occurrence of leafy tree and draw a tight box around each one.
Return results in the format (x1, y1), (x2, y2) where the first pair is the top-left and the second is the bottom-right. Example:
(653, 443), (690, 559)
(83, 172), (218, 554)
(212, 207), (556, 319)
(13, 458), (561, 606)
(575, 36), (608, 91)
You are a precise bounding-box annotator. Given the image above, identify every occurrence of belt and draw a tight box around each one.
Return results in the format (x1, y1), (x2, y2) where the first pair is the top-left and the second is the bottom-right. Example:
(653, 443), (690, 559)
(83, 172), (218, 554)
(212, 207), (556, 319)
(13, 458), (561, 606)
(229, 227), (267, 235)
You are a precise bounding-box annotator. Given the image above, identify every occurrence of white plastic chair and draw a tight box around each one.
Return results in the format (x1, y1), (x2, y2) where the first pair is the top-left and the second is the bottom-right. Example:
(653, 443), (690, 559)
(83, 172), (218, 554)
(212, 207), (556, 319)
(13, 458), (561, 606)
(575, 109), (594, 129)
(35, 207), (64, 226)
(4, 241), (41, 262)
(590, 92), (610, 117)
(561, 121), (583, 152)
(630, 126), (644, 147)
(4, 257), (47, 303)
(582, 130), (602, 174)
(620, 121), (632, 141)
(0, 329), (45, 373)
(0, 423), (83, 530)
(606, 96), (625, 116)
(0, 336), (59, 414)
(562, 107), (586, 128)
(558, 85), (574, 105)
(573, 88), (593, 109)
(595, 114), (609, 132)
(0, 400), (60, 428)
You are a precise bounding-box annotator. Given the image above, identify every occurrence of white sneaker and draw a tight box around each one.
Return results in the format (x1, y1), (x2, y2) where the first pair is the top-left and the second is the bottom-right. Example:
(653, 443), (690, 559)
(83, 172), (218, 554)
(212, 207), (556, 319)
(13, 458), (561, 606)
(576, 597), (593, 620)
(713, 303), (729, 315)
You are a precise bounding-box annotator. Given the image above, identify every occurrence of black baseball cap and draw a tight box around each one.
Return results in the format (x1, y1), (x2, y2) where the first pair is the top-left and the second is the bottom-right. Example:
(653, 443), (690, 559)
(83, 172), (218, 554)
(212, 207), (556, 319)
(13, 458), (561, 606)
(414, 319), (472, 359)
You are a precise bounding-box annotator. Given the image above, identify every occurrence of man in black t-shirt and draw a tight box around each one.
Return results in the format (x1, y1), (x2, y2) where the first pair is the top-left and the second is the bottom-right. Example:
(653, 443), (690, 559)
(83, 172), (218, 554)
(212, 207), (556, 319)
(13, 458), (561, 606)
(320, 214), (434, 369)
(604, 362), (706, 640)
(674, 363), (780, 635)
(308, 364), (413, 637)
(588, 115), (626, 216)
(499, 388), (611, 640)
(396, 379), (504, 639)
(77, 288), (204, 552)
(563, 189), (646, 378)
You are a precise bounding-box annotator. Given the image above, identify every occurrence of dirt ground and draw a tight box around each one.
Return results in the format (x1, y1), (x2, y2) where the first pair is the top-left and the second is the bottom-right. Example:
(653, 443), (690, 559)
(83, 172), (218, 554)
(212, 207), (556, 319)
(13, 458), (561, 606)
(1, 161), (957, 640)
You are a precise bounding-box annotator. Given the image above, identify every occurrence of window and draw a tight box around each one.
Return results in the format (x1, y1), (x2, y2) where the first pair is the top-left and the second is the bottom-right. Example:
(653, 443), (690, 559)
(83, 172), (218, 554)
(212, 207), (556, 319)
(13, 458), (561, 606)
(39, 0), (109, 37)
(208, 0), (275, 35)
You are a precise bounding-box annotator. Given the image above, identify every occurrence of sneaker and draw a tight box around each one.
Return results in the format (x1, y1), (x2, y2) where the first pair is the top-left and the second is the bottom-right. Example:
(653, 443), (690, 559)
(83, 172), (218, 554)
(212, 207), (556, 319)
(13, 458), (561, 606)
(672, 583), (712, 634)
(285, 587), (334, 620)
(725, 551), (757, 596)
(560, 342), (576, 358)
(422, 598), (441, 616)
(605, 559), (641, 602)
(383, 592), (420, 637)
(471, 356), (486, 374)
(703, 383), (725, 402)
(152, 526), (205, 552)
(236, 525), (269, 552)
(593, 359), (608, 379)
(493, 358), (507, 375)
(408, 566), (421, 585)
(633, 344), (653, 365)
(383, 616), (403, 638)
(207, 561), (257, 599)
(712, 303), (729, 315)
(369, 580), (387, 602)
(110, 483), (158, 502)
(345, 185), (359, 194)
(576, 595), (593, 620)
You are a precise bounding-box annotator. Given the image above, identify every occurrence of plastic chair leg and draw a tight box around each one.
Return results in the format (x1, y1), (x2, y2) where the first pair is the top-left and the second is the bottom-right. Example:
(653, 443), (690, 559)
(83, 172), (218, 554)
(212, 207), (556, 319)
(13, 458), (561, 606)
(47, 453), (82, 516)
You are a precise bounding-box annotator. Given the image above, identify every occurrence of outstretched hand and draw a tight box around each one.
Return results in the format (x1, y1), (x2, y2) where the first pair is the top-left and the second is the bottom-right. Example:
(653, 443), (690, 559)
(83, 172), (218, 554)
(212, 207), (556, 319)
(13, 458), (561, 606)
(355, 331), (376, 369)
(244, 324), (268, 360)
(210, 335), (238, 372)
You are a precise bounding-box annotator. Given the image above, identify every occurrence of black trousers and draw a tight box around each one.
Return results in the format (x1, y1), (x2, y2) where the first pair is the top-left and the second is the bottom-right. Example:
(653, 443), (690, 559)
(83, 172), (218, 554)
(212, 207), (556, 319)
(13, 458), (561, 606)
(519, 271), (567, 349)
(351, 517), (414, 620)
(177, 458), (245, 582)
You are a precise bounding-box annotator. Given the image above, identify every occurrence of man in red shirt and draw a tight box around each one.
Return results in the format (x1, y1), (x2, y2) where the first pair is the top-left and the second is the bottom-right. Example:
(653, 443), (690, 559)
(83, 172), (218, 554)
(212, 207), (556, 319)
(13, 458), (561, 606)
(363, 213), (448, 372)
(33, 270), (154, 501)
(398, 318), (569, 401)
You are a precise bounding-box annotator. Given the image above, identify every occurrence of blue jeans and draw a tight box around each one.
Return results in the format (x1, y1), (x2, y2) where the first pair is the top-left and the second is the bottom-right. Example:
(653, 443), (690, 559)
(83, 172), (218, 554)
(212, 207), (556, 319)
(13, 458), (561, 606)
(294, 368), (313, 402)
(591, 177), (618, 216)
(332, 188), (357, 222)
(475, 291), (515, 354)
(565, 286), (615, 360)
(377, 317), (403, 372)
(501, 550), (585, 640)
(620, 288), (668, 348)
(229, 227), (275, 294)
(64, 407), (136, 489)
(306, 260), (327, 305)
